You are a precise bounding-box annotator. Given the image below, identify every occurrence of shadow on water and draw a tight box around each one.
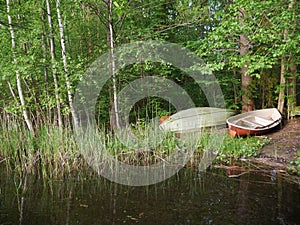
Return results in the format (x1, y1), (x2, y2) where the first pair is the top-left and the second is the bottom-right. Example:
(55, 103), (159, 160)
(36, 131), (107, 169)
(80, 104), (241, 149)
(0, 165), (299, 225)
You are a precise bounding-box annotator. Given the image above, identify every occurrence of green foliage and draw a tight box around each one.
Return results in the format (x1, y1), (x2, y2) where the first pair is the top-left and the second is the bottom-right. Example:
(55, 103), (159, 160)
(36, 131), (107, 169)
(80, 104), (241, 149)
(1, 0), (298, 126)
(289, 149), (300, 175)
(188, 0), (300, 110)
(0, 117), (81, 178)
(0, 0), (299, 176)
(99, 126), (181, 166)
(215, 135), (271, 164)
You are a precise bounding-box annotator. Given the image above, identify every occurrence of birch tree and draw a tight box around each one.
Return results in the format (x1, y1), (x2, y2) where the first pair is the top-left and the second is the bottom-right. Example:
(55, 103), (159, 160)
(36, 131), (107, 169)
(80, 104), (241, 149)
(106, 0), (120, 130)
(89, 0), (123, 129)
(46, 0), (63, 128)
(6, 0), (33, 131)
(56, 0), (78, 129)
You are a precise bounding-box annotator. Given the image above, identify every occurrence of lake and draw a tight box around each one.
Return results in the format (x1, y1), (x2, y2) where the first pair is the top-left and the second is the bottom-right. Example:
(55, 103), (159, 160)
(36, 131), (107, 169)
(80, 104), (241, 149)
(0, 165), (299, 225)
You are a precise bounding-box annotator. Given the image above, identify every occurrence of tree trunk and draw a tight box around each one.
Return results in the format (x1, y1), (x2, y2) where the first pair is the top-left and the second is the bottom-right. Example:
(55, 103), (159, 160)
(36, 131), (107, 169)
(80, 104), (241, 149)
(277, 57), (286, 114)
(41, 7), (51, 124)
(287, 0), (296, 119)
(277, 0), (295, 115)
(56, 0), (78, 129)
(86, 4), (93, 59)
(7, 81), (18, 102)
(106, 0), (120, 130)
(239, 10), (254, 112)
(6, 0), (33, 131)
(287, 60), (297, 119)
(46, 0), (63, 128)
(241, 63), (254, 112)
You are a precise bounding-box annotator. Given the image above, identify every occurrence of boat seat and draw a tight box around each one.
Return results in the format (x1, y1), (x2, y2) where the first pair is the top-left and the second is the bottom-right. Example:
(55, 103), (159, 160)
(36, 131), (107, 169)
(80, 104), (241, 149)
(237, 119), (263, 128)
(237, 116), (273, 128)
(253, 116), (273, 126)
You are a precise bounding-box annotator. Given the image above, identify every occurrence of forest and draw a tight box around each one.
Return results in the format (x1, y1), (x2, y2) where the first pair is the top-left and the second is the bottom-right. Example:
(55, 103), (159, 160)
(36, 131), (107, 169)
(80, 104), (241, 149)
(0, 0), (299, 175)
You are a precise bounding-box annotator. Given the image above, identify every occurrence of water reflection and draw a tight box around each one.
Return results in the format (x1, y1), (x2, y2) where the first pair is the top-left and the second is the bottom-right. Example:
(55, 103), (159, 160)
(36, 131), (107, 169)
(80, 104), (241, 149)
(0, 166), (299, 225)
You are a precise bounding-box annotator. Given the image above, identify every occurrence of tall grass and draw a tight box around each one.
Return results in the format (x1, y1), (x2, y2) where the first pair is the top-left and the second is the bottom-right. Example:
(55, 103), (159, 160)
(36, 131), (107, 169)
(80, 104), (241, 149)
(0, 116), (183, 177)
(0, 117), (83, 178)
(0, 115), (271, 178)
(91, 124), (182, 166)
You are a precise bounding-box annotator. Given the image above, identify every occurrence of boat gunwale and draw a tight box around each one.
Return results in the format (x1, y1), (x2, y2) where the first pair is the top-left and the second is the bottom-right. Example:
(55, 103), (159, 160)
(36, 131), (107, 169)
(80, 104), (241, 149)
(226, 108), (282, 132)
(162, 107), (234, 123)
(159, 107), (235, 133)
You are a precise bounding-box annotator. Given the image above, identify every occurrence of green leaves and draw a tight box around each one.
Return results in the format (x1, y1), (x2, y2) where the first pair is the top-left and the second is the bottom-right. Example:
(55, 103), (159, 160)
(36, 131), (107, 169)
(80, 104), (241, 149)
(0, 0), (299, 127)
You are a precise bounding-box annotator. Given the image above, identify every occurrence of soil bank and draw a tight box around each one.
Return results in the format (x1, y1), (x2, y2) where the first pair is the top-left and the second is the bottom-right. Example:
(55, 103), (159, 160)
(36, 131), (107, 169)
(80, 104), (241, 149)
(251, 117), (300, 172)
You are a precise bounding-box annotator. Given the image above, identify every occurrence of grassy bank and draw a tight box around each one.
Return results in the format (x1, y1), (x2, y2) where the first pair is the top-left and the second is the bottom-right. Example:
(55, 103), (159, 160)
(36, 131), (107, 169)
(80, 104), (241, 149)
(0, 121), (83, 178)
(0, 119), (271, 178)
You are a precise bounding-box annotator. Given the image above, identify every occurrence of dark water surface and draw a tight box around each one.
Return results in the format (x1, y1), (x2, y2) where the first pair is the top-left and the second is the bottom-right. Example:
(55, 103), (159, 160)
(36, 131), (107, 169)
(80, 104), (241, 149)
(0, 166), (299, 225)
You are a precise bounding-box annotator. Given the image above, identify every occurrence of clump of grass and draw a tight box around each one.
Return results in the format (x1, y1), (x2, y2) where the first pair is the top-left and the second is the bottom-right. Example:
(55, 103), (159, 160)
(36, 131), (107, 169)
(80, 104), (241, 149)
(0, 114), (272, 178)
(288, 149), (300, 176)
(215, 135), (271, 164)
(0, 117), (83, 178)
(187, 132), (271, 167)
(0, 117), (183, 178)
(99, 124), (182, 166)
(95, 127), (271, 168)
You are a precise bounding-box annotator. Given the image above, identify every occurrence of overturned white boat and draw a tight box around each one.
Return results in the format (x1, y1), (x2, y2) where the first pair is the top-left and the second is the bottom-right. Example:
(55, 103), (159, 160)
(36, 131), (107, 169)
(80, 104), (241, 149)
(159, 107), (235, 133)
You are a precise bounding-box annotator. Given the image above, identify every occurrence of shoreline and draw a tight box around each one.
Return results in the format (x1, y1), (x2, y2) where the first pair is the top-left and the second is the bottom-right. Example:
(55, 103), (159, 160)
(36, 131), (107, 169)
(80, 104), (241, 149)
(256, 117), (299, 169)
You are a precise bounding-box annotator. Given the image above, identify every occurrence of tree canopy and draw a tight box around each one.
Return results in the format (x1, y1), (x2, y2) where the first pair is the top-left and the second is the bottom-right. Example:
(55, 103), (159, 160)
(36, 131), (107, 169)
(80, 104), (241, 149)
(1, 0), (299, 130)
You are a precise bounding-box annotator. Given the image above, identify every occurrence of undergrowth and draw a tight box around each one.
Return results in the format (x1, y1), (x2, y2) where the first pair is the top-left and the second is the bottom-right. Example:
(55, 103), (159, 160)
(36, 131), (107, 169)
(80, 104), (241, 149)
(215, 135), (271, 164)
(0, 118), (271, 178)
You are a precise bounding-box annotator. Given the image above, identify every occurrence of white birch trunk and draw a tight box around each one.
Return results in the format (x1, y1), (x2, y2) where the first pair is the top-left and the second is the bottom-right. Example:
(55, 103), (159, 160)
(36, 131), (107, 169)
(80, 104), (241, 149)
(107, 0), (120, 129)
(41, 8), (51, 123)
(7, 81), (18, 102)
(6, 0), (33, 131)
(56, 0), (78, 129)
(46, 0), (63, 128)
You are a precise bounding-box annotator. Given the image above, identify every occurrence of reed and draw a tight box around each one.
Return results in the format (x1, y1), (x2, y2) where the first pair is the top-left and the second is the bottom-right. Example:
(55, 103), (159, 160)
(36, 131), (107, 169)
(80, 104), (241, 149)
(0, 116), (83, 178)
(98, 124), (181, 166)
(0, 115), (270, 178)
(0, 117), (181, 177)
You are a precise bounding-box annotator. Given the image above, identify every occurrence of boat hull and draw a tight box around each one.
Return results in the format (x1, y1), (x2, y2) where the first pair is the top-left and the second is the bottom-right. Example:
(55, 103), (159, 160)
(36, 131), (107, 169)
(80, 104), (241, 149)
(226, 108), (282, 137)
(159, 107), (234, 133)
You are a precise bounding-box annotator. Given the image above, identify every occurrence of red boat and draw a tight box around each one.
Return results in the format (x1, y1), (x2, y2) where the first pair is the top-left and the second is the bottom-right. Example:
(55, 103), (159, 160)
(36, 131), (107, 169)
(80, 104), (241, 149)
(227, 108), (282, 137)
